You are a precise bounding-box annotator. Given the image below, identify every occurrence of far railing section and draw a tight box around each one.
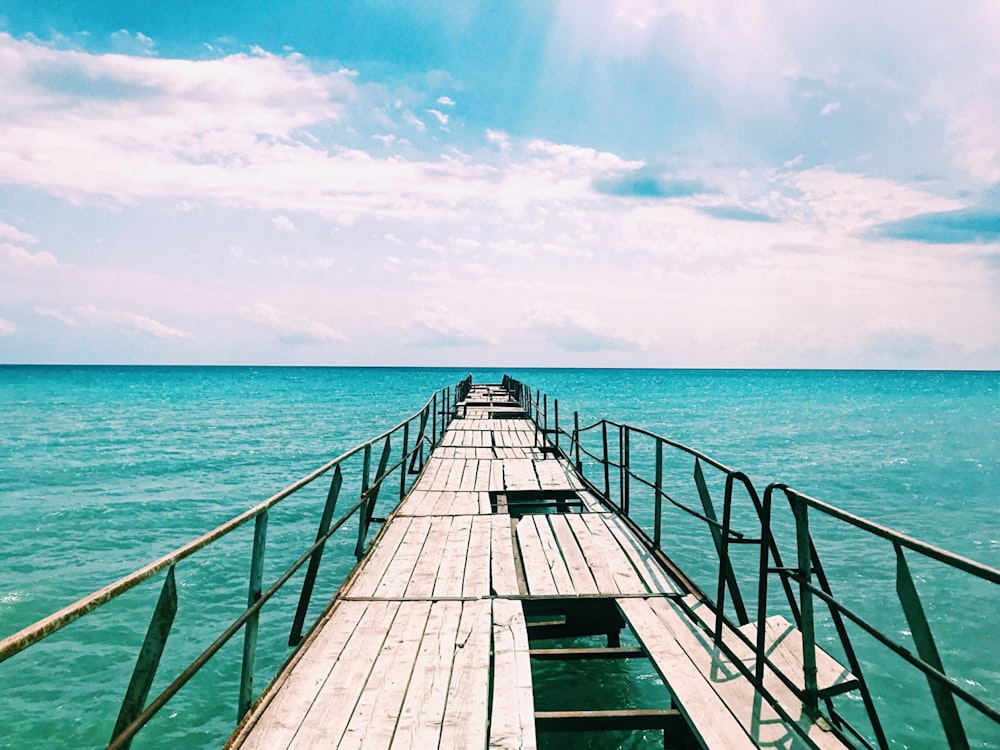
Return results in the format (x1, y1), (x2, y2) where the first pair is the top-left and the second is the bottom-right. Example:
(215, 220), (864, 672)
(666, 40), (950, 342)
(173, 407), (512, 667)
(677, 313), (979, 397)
(501, 375), (1000, 750)
(0, 375), (471, 750)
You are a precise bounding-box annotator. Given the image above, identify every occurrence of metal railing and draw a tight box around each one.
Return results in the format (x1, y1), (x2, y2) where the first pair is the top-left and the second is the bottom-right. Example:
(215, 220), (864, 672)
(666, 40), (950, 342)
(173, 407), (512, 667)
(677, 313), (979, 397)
(502, 375), (1000, 750)
(0, 376), (471, 750)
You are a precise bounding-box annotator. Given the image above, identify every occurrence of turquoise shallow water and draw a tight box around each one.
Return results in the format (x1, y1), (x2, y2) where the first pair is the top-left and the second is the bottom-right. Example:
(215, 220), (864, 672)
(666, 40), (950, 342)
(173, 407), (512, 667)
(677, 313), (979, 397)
(0, 366), (997, 749)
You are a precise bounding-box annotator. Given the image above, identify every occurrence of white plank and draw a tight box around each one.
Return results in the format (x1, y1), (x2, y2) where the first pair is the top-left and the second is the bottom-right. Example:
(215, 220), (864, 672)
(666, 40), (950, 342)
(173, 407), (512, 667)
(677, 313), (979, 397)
(504, 459), (540, 491)
(531, 515), (576, 595)
(489, 599), (537, 750)
(432, 515), (472, 598)
(515, 515), (558, 596)
(438, 599), (491, 749)
(579, 513), (647, 594)
(373, 516), (433, 599)
(548, 514), (599, 595)
(404, 517), (452, 598)
(603, 514), (680, 595)
(463, 515), (492, 597)
(345, 517), (413, 597)
(490, 517), (520, 596)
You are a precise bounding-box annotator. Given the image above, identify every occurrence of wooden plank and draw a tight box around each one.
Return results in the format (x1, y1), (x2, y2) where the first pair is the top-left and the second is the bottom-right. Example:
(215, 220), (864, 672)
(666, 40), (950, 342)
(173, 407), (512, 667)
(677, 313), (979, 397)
(531, 515), (576, 595)
(515, 515), (558, 596)
(616, 598), (757, 750)
(439, 459), (467, 492)
(459, 459), (479, 492)
(490, 516), (520, 596)
(438, 599), (491, 749)
(410, 458), (446, 493)
(504, 459), (540, 491)
(432, 515), (472, 598)
(397, 489), (433, 515)
(735, 615), (858, 697)
(548, 514), (599, 595)
(474, 459), (492, 492)
(534, 458), (583, 490)
(603, 514), (680, 595)
(490, 599), (537, 750)
(285, 600), (400, 750)
(391, 600), (463, 748)
(344, 517), (413, 597)
(338, 601), (432, 749)
(565, 514), (617, 593)
(579, 513), (647, 594)
(404, 517), (452, 598)
(463, 515), (492, 598)
(647, 598), (851, 750)
(489, 459), (505, 492)
(373, 516), (432, 599)
(237, 600), (370, 749)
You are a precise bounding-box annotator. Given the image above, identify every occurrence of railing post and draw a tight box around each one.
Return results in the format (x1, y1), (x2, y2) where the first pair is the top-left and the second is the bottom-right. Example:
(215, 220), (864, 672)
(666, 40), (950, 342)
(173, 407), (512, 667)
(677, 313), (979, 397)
(553, 398), (559, 450)
(618, 424), (625, 512)
(601, 421), (610, 501)
(289, 467), (343, 647)
(110, 567), (178, 750)
(895, 543), (969, 749)
(654, 437), (663, 549)
(696, 460), (748, 625)
(238, 510), (268, 721)
(432, 392), (438, 447)
(400, 421), (410, 502)
(755, 487), (773, 690)
(574, 411), (581, 473)
(792, 496), (819, 716)
(355, 444), (372, 559)
(622, 425), (630, 515)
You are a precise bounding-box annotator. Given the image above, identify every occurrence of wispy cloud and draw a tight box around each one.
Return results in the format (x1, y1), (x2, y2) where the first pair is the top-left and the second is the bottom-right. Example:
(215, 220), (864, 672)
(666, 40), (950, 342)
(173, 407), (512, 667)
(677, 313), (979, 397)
(0, 222), (38, 244)
(271, 215), (298, 232)
(71, 305), (193, 340)
(521, 306), (643, 353)
(238, 303), (347, 345)
(0, 317), (16, 336)
(1, 243), (62, 269)
(405, 305), (491, 349)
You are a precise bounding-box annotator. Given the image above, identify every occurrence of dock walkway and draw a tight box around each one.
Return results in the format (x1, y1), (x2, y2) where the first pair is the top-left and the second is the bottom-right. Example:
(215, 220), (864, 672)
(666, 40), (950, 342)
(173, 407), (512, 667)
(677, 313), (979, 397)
(227, 384), (852, 749)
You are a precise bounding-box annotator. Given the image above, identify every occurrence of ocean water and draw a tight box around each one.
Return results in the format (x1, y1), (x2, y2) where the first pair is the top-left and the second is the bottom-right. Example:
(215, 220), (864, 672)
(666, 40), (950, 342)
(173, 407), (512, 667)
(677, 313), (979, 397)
(0, 366), (997, 749)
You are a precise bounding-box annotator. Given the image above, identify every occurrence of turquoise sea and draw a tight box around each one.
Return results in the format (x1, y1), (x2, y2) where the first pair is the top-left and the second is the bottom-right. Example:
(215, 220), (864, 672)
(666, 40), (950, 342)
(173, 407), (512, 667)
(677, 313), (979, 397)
(0, 366), (997, 749)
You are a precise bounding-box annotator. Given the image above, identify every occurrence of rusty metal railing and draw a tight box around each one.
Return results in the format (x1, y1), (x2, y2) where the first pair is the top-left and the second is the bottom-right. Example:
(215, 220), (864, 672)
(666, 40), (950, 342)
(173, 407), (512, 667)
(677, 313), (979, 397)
(0, 376), (471, 750)
(502, 375), (1000, 750)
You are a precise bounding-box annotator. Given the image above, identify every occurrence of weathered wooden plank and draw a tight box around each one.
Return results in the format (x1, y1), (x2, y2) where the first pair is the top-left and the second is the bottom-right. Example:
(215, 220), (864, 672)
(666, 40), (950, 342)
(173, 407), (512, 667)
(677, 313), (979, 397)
(565, 514), (618, 593)
(396, 489), (433, 515)
(504, 459), (540, 491)
(463, 515), (492, 597)
(404, 517), (452, 598)
(648, 598), (851, 750)
(459, 459), (479, 492)
(548, 513), (599, 595)
(531, 515), (576, 595)
(432, 515), (472, 598)
(373, 517), (433, 599)
(411, 458), (446, 493)
(490, 599), (537, 750)
(391, 600), (464, 749)
(515, 515), (558, 596)
(344, 517), (413, 597)
(534, 458), (582, 490)
(617, 598), (757, 750)
(579, 513), (647, 594)
(474, 459), (493, 492)
(338, 601), (432, 749)
(490, 516), (520, 597)
(734, 615), (858, 697)
(237, 600), (369, 749)
(438, 599), (491, 749)
(284, 600), (400, 750)
(603, 514), (680, 595)
(489, 460), (505, 494)
(439, 459), (467, 492)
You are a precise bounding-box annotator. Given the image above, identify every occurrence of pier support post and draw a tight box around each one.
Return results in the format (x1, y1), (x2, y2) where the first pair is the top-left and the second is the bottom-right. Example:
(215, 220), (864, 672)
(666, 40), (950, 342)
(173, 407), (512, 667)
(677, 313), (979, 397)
(238, 512), (268, 721)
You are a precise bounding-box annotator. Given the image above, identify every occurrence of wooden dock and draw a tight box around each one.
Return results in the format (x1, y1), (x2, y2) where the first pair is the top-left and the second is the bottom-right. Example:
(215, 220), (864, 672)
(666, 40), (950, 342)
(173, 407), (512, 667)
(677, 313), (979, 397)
(226, 384), (855, 749)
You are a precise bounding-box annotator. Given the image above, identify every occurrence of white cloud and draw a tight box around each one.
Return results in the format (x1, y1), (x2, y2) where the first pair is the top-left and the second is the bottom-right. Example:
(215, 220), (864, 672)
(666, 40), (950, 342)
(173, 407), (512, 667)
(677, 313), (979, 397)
(271, 215), (297, 232)
(425, 108), (449, 126)
(0, 317), (16, 335)
(1, 243), (61, 268)
(520, 305), (645, 353)
(35, 306), (80, 327)
(820, 101), (841, 116)
(406, 305), (492, 348)
(238, 303), (347, 345)
(0, 222), (37, 244)
(437, 96), (456, 107)
(73, 305), (193, 340)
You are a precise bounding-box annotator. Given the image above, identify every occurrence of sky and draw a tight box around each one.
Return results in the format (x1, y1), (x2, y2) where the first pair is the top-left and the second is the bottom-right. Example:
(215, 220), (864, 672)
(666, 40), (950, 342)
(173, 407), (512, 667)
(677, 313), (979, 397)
(0, 1), (998, 368)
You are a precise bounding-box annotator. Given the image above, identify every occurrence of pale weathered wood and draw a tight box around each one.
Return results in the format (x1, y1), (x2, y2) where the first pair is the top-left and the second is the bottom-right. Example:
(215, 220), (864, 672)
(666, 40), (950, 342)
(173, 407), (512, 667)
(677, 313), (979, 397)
(530, 515), (576, 595)
(490, 516), (520, 596)
(534, 458), (583, 490)
(515, 515), (558, 596)
(617, 598), (758, 750)
(579, 513), (647, 594)
(459, 459), (479, 492)
(463, 516), (492, 597)
(284, 600), (400, 749)
(603, 514), (681, 595)
(489, 599), (538, 750)
(504, 459), (540, 491)
(734, 615), (859, 697)
(344, 517), (413, 597)
(238, 600), (369, 749)
(373, 517), (433, 599)
(391, 600), (463, 748)
(432, 515), (472, 598)
(647, 598), (852, 750)
(338, 601), (432, 749)
(548, 513), (599, 595)
(438, 599), (491, 749)
(564, 513), (618, 593)
(404, 517), (452, 598)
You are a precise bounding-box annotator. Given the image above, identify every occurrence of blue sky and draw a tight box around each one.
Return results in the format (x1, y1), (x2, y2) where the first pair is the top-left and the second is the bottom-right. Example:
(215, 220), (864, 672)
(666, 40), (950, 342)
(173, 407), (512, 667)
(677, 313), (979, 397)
(0, 1), (998, 367)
